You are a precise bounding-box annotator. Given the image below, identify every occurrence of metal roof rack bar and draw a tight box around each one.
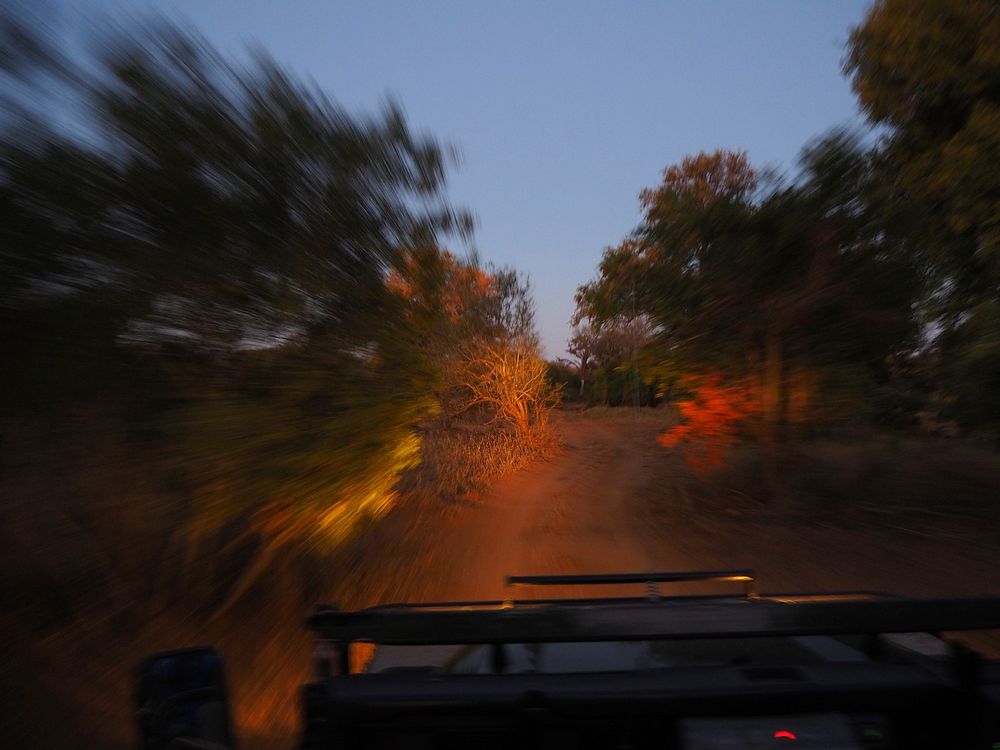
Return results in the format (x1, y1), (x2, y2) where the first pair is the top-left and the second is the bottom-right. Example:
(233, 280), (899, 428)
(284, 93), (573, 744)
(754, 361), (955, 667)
(308, 596), (1000, 647)
(359, 590), (891, 613)
(507, 569), (756, 598)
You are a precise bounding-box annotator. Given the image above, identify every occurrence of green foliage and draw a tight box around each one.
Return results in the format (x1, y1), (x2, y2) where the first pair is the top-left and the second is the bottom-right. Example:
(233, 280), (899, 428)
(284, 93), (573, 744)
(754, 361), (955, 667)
(576, 135), (921, 429)
(846, 0), (1000, 430)
(163, 323), (438, 542)
(546, 360), (580, 397)
(944, 302), (1000, 428)
(846, 0), (1000, 296)
(2, 21), (468, 367)
(589, 362), (658, 408)
(0, 17), (467, 572)
(566, 316), (661, 405)
(0, 14), (557, 624)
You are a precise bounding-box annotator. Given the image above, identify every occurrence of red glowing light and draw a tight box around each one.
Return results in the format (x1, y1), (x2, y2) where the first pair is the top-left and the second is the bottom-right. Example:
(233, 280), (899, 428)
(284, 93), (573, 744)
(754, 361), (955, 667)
(774, 730), (797, 740)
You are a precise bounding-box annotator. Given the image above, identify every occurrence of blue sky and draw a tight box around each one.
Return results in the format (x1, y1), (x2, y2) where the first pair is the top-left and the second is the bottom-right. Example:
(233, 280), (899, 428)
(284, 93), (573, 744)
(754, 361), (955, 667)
(64, 0), (873, 357)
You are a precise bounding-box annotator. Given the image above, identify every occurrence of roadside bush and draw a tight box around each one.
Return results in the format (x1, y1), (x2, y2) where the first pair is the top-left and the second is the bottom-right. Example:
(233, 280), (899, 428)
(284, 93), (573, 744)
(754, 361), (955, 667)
(401, 418), (559, 502)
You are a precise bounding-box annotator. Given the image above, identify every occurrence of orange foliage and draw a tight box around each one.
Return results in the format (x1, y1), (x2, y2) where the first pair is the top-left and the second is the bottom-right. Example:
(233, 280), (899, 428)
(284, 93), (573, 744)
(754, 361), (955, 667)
(639, 150), (757, 216)
(658, 375), (759, 475)
(388, 247), (492, 321)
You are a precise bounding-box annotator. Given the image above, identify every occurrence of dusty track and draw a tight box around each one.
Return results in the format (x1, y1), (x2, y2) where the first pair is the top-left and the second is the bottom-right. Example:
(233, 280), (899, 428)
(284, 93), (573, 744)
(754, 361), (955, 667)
(328, 406), (999, 620)
(391, 410), (691, 603)
(10, 409), (998, 748)
(364, 408), (1000, 659)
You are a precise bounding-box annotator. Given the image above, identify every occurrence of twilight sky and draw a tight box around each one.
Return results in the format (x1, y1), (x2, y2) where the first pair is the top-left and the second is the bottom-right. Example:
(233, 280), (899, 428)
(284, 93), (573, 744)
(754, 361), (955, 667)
(62, 0), (874, 357)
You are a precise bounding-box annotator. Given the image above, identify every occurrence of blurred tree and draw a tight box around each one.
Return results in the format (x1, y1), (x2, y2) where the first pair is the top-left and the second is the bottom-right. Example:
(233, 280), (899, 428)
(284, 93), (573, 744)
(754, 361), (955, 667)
(577, 137), (920, 441)
(389, 246), (554, 430)
(567, 317), (658, 405)
(0, 16), (473, 610)
(846, 0), (1000, 304)
(546, 359), (581, 399)
(2, 22), (468, 360)
(567, 322), (600, 398)
(943, 301), (1000, 427)
(846, 0), (1000, 427)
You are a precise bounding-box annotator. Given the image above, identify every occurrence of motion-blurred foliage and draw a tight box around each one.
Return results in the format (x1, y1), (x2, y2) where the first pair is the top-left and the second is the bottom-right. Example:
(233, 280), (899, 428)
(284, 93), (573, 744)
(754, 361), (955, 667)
(576, 134), (920, 446)
(565, 316), (662, 406)
(0, 13), (551, 621)
(565, 0), (1000, 487)
(388, 246), (559, 497)
(845, 0), (1000, 426)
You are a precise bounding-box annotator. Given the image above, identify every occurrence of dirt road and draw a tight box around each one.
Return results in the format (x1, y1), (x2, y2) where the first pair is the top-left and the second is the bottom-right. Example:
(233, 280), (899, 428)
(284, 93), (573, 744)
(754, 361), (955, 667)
(358, 407), (999, 663)
(381, 410), (695, 604)
(13, 409), (998, 749)
(352, 407), (999, 608)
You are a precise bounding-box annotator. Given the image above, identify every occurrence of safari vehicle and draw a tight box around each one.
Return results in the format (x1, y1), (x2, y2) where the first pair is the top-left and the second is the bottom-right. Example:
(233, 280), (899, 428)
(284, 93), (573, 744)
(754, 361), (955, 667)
(137, 571), (1000, 749)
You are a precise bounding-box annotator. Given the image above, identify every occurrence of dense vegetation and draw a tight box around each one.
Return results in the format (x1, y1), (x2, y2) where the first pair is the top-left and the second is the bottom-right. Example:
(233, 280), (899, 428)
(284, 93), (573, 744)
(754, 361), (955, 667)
(567, 0), (1000, 478)
(0, 18), (554, 624)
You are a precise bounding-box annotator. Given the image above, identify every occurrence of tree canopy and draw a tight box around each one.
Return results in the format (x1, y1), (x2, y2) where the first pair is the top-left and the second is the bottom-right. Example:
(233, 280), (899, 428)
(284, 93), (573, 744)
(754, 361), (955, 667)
(576, 133), (921, 433)
(1, 14), (558, 617)
(846, 0), (1000, 424)
(846, 0), (1000, 308)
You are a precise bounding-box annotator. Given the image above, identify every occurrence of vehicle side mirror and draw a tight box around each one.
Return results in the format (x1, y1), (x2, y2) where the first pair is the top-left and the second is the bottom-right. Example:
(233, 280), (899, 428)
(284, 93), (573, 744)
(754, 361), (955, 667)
(135, 647), (235, 750)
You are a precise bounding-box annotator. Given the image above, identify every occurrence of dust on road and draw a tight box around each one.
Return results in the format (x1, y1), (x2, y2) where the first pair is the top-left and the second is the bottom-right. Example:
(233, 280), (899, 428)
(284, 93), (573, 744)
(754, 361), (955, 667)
(366, 406), (1000, 667)
(358, 408), (1000, 606)
(381, 409), (699, 604)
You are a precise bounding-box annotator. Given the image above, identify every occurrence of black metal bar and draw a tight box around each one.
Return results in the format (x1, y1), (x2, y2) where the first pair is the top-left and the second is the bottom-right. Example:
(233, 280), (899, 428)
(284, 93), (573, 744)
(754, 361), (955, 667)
(308, 596), (1000, 647)
(491, 643), (506, 673)
(354, 590), (892, 614)
(506, 570), (755, 588)
(339, 644), (350, 676)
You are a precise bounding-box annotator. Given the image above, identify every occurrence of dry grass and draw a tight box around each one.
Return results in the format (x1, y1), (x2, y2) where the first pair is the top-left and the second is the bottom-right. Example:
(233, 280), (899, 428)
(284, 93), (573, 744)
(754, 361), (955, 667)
(401, 418), (561, 503)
